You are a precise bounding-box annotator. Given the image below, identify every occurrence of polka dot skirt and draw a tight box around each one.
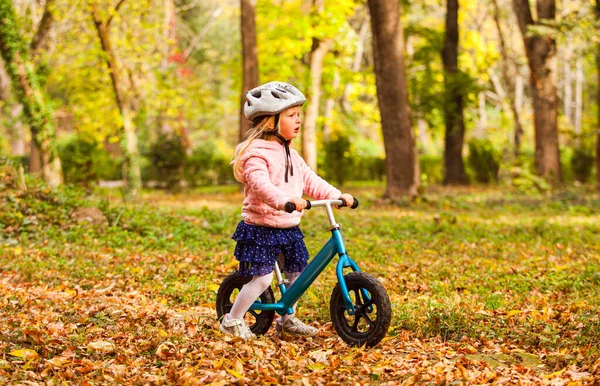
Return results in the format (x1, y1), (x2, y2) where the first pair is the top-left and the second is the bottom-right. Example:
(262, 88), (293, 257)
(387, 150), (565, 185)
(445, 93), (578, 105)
(232, 221), (310, 277)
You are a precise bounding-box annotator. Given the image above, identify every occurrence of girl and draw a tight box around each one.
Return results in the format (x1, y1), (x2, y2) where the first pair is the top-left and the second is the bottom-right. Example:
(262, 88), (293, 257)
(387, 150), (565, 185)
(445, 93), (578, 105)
(220, 81), (354, 340)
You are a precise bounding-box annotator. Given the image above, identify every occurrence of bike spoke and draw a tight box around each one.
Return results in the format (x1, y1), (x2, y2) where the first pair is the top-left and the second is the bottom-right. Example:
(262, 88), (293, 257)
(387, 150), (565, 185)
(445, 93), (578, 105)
(248, 309), (260, 319)
(362, 312), (375, 328)
(353, 289), (364, 306)
(351, 314), (361, 331)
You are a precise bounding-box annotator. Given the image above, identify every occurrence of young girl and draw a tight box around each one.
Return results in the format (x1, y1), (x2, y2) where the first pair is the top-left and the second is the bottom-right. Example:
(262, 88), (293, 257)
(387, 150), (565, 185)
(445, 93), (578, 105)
(220, 81), (354, 340)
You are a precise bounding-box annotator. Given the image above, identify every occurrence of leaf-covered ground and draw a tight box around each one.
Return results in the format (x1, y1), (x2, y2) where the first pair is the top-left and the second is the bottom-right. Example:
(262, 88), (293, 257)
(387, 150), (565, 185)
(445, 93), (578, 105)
(1, 168), (599, 385)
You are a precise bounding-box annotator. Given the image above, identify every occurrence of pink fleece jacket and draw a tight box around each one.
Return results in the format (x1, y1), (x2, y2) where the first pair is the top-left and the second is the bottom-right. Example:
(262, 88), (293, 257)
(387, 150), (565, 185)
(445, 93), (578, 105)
(233, 139), (342, 228)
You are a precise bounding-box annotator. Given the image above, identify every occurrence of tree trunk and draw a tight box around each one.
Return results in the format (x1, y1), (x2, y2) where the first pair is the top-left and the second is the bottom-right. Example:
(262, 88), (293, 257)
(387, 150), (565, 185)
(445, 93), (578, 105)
(574, 57), (583, 144)
(91, 3), (141, 199)
(0, 55), (9, 100)
(342, 16), (369, 113)
(302, 0), (331, 171)
(303, 37), (332, 171)
(563, 46), (573, 127)
(442, 0), (468, 185)
(367, 0), (419, 199)
(513, 0), (561, 180)
(596, 0), (600, 189)
(240, 0), (259, 141)
(322, 69), (340, 141)
(492, 0), (524, 156)
(0, 0), (62, 186)
(29, 0), (55, 57)
(476, 92), (486, 139)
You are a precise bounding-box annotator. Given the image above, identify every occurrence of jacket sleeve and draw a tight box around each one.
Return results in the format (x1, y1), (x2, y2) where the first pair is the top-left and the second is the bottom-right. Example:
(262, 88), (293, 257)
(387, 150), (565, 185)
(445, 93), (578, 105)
(298, 157), (342, 200)
(243, 155), (290, 210)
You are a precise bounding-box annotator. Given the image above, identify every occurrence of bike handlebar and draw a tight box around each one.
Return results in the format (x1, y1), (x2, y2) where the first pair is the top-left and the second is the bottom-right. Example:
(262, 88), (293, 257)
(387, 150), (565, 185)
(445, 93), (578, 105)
(284, 198), (359, 213)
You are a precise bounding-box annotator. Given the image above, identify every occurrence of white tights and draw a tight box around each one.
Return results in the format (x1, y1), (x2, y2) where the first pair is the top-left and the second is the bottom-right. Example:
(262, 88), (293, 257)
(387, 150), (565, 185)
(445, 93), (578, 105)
(229, 265), (302, 324)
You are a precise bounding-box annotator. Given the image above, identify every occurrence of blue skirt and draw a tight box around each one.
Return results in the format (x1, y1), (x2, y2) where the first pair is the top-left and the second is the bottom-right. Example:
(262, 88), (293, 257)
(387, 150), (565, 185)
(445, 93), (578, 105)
(232, 221), (310, 276)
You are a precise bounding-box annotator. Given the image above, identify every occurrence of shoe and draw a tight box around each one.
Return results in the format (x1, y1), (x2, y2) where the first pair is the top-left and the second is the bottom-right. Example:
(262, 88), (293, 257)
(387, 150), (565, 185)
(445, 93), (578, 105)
(276, 316), (318, 338)
(219, 314), (256, 340)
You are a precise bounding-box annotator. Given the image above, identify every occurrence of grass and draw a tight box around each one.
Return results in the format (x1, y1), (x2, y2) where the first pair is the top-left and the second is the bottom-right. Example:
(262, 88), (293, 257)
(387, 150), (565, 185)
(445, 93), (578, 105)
(1, 170), (600, 379)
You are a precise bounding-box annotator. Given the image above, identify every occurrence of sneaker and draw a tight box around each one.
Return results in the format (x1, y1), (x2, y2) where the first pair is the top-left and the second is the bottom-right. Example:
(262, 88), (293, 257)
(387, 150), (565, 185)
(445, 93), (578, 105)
(276, 316), (318, 338)
(219, 314), (256, 340)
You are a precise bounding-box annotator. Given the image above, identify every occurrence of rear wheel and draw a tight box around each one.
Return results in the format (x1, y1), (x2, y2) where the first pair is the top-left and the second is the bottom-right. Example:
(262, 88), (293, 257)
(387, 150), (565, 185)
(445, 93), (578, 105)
(216, 272), (275, 336)
(330, 272), (391, 347)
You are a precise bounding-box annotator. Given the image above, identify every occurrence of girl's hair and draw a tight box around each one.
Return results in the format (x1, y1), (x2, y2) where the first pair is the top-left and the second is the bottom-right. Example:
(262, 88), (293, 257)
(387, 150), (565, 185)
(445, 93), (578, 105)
(233, 115), (277, 181)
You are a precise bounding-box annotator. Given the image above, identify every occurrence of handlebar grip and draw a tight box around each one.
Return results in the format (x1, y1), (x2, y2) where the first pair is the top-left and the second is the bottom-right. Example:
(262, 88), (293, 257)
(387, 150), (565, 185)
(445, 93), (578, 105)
(284, 202), (296, 213)
(339, 198), (360, 209)
(284, 200), (312, 213)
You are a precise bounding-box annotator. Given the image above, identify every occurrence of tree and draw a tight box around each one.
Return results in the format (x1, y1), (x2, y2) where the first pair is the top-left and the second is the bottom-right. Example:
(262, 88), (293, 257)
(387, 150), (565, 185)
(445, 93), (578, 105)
(302, 0), (332, 171)
(367, 0), (419, 199)
(442, 0), (468, 185)
(0, 0), (63, 187)
(240, 0), (259, 141)
(90, 0), (142, 200)
(512, 0), (561, 180)
(492, 0), (524, 157)
(596, 0), (600, 189)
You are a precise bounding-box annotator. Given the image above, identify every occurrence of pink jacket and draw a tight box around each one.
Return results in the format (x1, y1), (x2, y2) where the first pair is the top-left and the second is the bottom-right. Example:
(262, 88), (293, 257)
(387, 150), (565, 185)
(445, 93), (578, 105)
(233, 139), (342, 228)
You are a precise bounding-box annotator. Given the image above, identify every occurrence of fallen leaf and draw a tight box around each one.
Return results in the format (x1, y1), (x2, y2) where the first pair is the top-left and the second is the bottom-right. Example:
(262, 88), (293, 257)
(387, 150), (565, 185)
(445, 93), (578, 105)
(87, 341), (116, 355)
(9, 349), (38, 360)
(310, 349), (333, 364)
(156, 341), (177, 360)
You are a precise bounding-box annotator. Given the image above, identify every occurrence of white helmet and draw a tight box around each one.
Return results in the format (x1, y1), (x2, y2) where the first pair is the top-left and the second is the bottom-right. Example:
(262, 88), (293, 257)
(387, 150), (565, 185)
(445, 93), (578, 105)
(243, 81), (306, 120)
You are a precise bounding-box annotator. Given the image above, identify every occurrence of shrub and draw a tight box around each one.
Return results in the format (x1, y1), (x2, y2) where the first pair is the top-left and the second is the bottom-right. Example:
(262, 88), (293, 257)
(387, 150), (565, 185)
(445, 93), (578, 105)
(509, 162), (551, 194)
(570, 146), (594, 183)
(467, 139), (501, 183)
(420, 155), (444, 185)
(321, 134), (352, 186)
(59, 135), (99, 187)
(147, 133), (187, 191)
(59, 135), (122, 186)
(319, 134), (385, 185)
(184, 140), (233, 187)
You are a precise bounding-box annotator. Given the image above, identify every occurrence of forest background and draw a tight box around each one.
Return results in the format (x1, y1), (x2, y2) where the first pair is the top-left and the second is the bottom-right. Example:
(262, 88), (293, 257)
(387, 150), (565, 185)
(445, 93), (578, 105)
(0, 0), (599, 195)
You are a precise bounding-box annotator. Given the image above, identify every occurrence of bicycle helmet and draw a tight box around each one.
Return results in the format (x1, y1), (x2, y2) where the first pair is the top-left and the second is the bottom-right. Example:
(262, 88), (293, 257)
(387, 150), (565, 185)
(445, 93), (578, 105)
(244, 81), (306, 120)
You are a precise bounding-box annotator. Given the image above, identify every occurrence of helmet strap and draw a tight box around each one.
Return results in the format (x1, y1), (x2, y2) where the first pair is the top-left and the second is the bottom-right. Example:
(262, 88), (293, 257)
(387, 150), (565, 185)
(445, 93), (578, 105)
(267, 114), (294, 183)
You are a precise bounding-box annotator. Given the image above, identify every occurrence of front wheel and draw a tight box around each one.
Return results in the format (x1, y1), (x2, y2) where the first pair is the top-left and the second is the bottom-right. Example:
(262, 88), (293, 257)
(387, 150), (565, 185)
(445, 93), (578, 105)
(330, 272), (392, 347)
(216, 272), (275, 336)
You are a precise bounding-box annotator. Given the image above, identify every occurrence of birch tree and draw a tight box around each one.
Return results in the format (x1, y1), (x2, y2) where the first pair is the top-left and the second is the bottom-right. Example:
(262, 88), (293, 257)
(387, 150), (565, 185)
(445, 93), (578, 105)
(0, 0), (62, 187)
(90, 0), (142, 199)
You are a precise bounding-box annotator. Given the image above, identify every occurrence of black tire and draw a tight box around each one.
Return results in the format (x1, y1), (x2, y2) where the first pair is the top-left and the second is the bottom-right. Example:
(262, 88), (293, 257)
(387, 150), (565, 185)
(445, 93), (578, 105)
(215, 272), (276, 336)
(330, 271), (392, 347)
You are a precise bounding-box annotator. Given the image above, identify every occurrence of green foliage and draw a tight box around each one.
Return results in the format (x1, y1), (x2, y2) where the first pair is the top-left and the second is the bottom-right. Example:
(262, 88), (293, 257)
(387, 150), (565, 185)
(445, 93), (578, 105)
(147, 133), (187, 191)
(320, 132), (385, 185)
(419, 155), (444, 185)
(570, 146), (595, 183)
(58, 134), (121, 186)
(508, 160), (551, 194)
(321, 133), (352, 186)
(183, 139), (234, 187)
(467, 139), (501, 184)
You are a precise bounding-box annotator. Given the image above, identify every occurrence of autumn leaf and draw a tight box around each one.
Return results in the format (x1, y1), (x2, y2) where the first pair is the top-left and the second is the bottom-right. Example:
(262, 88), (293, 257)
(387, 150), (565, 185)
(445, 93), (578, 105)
(9, 349), (38, 361)
(156, 341), (177, 360)
(87, 341), (116, 354)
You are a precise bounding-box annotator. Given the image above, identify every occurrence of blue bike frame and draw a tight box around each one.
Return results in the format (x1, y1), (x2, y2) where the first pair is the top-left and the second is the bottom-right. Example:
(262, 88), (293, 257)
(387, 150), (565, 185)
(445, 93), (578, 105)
(248, 200), (362, 316)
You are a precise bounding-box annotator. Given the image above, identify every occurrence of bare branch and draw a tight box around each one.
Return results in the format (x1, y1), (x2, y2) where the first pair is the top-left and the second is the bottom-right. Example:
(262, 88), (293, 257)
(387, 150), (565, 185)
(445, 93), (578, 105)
(181, 5), (223, 62)
(107, 0), (127, 26)
(30, 0), (56, 57)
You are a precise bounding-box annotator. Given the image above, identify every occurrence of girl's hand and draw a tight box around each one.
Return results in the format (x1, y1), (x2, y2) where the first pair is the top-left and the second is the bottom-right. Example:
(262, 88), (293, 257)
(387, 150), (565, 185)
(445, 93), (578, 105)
(339, 193), (354, 208)
(289, 197), (307, 212)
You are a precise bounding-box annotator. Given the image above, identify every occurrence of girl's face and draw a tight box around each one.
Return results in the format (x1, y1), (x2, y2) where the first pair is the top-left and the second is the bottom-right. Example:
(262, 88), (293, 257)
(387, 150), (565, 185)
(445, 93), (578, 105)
(278, 106), (302, 141)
